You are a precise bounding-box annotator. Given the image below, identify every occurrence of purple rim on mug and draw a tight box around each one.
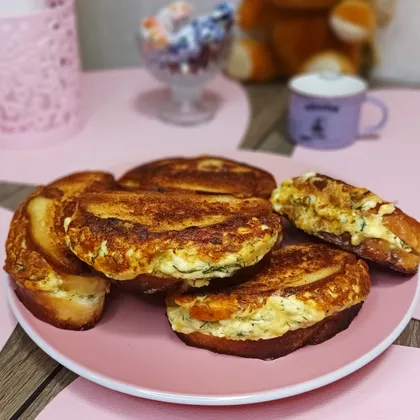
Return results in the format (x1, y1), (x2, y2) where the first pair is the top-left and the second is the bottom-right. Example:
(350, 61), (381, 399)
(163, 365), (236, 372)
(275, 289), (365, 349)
(287, 72), (389, 150)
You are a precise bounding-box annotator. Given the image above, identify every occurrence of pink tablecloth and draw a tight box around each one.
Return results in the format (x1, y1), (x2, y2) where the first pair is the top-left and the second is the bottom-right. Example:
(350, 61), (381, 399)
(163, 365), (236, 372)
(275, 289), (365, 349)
(0, 68), (250, 184)
(38, 345), (420, 420)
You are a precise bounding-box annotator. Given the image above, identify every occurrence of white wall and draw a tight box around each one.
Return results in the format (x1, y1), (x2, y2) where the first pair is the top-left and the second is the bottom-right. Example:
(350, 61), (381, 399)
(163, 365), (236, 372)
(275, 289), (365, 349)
(76, 0), (237, 70)
(374, 0), (420, 84)
(77, 0), (420, 83)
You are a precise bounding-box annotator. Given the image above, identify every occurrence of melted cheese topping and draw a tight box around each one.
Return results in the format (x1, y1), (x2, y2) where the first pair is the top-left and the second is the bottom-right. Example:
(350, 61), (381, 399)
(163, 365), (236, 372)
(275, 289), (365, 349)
(169, 295), (329, 341)
(272, 174), (412, 253)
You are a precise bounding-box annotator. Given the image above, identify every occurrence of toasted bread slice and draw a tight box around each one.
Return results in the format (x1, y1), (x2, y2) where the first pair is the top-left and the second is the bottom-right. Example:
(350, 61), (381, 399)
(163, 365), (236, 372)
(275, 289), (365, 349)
(4, 172), (115, 330)
(271, 173), (420, 274)
(65, 190), (281, 291)
(167, 244), (370, 360)
(177, 303), (363, 360)
(118, 155), (277, 199)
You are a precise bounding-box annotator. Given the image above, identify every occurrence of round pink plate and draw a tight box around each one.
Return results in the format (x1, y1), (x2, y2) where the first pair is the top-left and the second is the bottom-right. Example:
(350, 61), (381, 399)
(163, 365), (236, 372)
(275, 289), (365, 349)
(6, 150), (419, 406)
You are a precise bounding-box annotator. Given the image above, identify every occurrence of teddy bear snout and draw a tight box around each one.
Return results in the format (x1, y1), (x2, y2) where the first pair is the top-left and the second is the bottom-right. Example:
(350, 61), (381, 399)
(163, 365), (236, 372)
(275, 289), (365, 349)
(330, 0), (377, 43)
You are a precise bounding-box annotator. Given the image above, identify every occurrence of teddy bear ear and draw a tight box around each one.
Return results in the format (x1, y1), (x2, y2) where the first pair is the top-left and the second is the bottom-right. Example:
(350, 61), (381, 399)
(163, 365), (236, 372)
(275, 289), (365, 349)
(371, 0), (396, 27)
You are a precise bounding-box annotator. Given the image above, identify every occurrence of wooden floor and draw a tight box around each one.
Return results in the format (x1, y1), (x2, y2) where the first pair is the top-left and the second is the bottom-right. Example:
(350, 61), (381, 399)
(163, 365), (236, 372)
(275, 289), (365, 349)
(0, 82), (419, 420)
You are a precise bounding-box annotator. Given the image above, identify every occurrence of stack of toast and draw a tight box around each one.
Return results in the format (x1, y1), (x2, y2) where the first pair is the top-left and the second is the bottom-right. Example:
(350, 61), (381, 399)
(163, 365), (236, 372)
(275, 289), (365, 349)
(4, 156), (420, 360)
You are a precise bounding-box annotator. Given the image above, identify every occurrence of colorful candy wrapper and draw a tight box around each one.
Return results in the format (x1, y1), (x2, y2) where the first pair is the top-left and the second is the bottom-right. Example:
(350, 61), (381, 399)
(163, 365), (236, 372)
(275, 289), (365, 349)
(140, 1), (234, 65)
(157, 1), (193, 33)
(167, 1), (193, 21)
(167, 15), (225, 62)
(191, 16), (225, 44)
(211, 2), (235, 25)
(170, 24), (200, 58)
(141, 16), (170, 49)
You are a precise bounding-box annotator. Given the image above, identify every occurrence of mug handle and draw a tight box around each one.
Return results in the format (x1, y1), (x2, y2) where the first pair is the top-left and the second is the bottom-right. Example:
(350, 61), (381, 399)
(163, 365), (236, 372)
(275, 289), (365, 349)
(358, 95), (389, 136)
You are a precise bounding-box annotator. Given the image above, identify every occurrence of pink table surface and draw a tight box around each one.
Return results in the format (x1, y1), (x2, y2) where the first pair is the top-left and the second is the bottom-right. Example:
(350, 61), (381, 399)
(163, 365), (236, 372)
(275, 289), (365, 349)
(0, 208), (16, 351)
(0, 68), (250, 184)
(293, 89), (420, 320)
(37, 345), (420, 420)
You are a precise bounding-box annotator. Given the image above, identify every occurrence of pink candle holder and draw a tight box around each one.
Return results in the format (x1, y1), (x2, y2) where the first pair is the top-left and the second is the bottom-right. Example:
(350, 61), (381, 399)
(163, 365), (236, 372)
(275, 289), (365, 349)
(0, 0), (84, 149)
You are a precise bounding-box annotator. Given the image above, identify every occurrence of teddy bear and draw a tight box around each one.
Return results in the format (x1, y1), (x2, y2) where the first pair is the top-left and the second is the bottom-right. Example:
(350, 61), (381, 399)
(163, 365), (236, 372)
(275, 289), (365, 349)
(226, 0), (395, 82)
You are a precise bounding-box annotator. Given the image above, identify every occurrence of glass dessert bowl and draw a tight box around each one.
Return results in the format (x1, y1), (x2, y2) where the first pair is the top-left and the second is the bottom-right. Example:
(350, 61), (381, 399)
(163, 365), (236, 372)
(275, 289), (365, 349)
(137, 1), (234, 126)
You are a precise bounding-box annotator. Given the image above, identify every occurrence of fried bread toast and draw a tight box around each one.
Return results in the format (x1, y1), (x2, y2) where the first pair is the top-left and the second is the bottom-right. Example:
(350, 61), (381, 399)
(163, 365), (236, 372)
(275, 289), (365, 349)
(118, 155), (277, 199)
(4, 172), (115, 330)
(65, 190), (281, 291)
(271, 173), (420, 274)
(167, 244), (370, 359)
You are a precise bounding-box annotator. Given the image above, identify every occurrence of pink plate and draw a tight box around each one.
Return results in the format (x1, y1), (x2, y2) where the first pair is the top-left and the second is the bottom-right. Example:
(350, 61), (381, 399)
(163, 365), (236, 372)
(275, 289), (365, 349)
(5, 150), (419, 406)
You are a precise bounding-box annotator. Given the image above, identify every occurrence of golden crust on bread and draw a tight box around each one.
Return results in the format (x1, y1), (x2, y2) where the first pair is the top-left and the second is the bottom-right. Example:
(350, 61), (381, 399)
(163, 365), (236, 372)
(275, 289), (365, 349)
(167, 244), (370, 358)
(4, 172), (115, 330)
(15, 285), (106, 330)
(118, 155), (277, 199)
(171, 244), (370, 322)
(271, 173), (420, 274)
(65, 190), (281, 288)
(177, 303), (363, 360)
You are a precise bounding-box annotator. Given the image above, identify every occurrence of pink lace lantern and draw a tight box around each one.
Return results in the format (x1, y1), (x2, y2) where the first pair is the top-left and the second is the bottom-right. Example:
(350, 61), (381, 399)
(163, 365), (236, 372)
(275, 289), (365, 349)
(0, 0), (84, 148)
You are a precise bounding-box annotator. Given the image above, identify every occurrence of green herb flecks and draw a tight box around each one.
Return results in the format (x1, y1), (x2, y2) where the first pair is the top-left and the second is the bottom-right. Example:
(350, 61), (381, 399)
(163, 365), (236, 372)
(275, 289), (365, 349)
(173, 266), (201, 274)
(357, 216), (367, 232)
(202, 264), (243, 275)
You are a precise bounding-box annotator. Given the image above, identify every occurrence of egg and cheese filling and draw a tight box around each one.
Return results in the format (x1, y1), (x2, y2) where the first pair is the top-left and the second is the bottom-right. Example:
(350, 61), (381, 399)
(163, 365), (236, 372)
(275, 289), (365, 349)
(65, 213), (280, 281)
(271, 174), (412, 253)
(168, 295), (351, 341)
(69, 229), (279, 282)
(152, 226), (280, 282)
(183, 279), (211, 288)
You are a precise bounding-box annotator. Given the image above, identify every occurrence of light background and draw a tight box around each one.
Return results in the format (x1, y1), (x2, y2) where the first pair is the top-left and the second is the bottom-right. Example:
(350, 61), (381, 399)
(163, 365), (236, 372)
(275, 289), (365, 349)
(373, 0), (420, 84)
(75, 0), (419, 84)
(76, 0), (239, 71)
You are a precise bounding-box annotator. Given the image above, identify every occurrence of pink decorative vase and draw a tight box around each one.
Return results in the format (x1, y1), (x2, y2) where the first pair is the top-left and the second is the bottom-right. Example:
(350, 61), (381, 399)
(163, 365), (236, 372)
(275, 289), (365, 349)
(0, 0), (84, 149)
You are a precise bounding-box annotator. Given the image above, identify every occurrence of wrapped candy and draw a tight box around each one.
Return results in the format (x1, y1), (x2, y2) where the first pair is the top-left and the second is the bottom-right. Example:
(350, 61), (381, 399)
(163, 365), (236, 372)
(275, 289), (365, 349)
(190, 15), (225, 44)
(141, 16), (170, 49)
(140, 1), (235, 65)
(157, 1), (193, 32)
(166, 16), (225, 63)
(170, 24), (200, 59)
(211, 2), (235, 26)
